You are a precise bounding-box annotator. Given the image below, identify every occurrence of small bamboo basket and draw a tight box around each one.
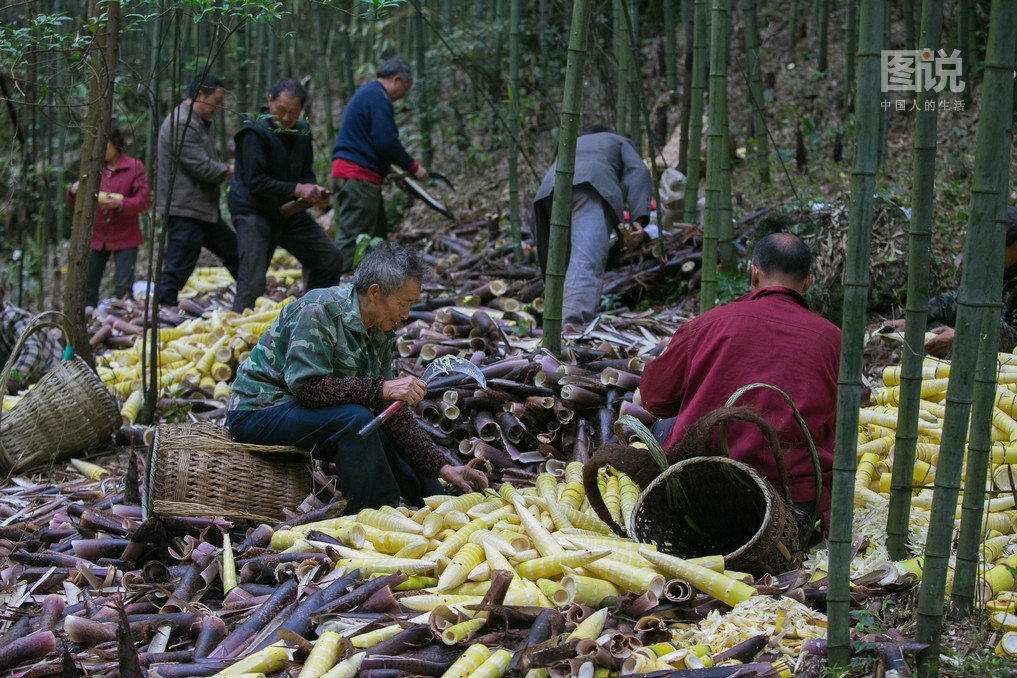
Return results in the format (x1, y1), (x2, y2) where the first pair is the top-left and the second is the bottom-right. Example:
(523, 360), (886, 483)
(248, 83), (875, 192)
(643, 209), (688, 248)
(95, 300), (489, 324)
(0, 312), (120, 474)
(144, 422), (313, 524)
(627, 383), (823, 578)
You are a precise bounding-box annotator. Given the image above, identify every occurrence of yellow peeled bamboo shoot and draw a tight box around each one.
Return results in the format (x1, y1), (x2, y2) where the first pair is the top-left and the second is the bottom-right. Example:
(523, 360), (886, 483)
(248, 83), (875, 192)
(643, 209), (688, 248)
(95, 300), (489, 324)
(441, 644), (490, 678)
(639, 548), (756, 607)
(295, 632), (342, 678)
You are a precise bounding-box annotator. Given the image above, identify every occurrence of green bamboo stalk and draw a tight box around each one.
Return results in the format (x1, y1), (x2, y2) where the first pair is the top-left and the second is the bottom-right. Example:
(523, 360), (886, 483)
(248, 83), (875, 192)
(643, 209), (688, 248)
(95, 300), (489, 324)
(826, 0), (883, 668)
(902, 0), (916, 51)
(741, 0), (769, 185)
(339, 0), (356, 100)
(683, 0), (707, 224)
(414, 2), (433, 168)
(664, 0), (678, 93)
(542, 0), (593, 356)
(959, 0), (974, 107)
(915, 5), (1017, 668)
(507, 0), (523, 263)
(678, 0), (693, 175)
(844, 0), (858, 111)
(539, 0), (551, 98)
(700, 0), (728, 310)
(614, 0), (629, 135)
(626, 0), (641, 152)
(947, 0), (1017, 622)
(817, 0), (829, 71)
(789, 0), (799, 51)
(877, 0), (889, 168)
(886, 0), (943, 562)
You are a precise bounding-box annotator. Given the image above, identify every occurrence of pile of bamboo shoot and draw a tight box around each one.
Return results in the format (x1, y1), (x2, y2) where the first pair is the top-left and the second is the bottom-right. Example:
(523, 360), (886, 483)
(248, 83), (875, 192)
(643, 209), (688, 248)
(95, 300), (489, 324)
(803, 354), (1017, 625)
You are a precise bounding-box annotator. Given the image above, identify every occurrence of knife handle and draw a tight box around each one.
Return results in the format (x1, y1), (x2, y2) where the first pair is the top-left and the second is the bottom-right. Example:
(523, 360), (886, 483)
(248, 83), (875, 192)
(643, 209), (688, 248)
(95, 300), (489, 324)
(357, 400), (405, 438)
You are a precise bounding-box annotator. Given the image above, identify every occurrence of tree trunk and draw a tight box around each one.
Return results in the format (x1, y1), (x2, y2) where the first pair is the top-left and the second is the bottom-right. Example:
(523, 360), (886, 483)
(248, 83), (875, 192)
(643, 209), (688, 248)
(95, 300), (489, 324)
(414, 2), (433, 168)
(939, 0), (1017, 631)
(741, 0), (769, 184)
(542, 0), (593, 356)
(64, 0), (121, 364)
(683, 0), (708, 224)
(508, 0), (523, 263)
(886, 0), (943, 562)
(701, 0), (729, 309)
(826, 0), (883, 668)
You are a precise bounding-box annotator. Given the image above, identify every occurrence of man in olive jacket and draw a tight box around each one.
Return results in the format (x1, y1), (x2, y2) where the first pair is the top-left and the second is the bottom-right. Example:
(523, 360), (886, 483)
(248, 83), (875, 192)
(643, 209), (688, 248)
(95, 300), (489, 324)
(532, 125), (652, 325)
(155, 75), (239, 307)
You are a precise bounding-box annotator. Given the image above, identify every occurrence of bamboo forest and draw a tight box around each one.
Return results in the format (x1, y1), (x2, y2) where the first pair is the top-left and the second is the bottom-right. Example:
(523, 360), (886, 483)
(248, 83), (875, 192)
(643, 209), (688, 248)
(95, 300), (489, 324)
(0, 0), (1016, 676)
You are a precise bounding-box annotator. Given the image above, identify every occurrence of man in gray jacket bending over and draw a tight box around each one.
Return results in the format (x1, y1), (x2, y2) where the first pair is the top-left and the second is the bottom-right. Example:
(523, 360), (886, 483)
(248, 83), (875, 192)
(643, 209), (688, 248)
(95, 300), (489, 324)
(532, 125), (652, 325)
(155, 75), (239, 307)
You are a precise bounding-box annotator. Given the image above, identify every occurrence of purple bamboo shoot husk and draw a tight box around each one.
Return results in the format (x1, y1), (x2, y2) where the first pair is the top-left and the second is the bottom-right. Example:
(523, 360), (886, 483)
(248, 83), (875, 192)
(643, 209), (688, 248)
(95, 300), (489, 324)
(245, 570), (361, 652)
(357, 586), (401, 614)
(237, 524), (274, 553)
(314, 572), (404, 614)
(206, 578), (297, 659)
(160, 551), (214, 614)
(0, 617), (32, 651)
(360, 655), (453, 676)
(192, 616), (226, 659)
(363, 625), (434, 656)
(36, 595), (65, 632)
(116, 606), (143, 678)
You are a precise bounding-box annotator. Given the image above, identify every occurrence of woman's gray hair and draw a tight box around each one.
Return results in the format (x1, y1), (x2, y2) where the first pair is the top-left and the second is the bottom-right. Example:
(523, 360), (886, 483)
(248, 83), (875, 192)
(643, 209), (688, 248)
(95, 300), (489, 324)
(352, 242), (426, 295)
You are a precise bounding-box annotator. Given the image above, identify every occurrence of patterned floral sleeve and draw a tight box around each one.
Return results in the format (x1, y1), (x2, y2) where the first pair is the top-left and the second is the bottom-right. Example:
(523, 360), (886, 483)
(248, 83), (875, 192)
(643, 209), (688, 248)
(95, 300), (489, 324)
(295, 375), (383, 409)
(383, 406), (447, 478)
(295, 373), (446, 478)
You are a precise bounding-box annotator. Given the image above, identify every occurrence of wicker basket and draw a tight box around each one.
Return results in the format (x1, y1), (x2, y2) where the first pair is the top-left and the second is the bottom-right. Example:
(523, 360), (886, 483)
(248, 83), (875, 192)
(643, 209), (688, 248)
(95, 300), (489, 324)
(626, 383), (823, 578)
(144, 422), (313, 524)
(0, 312), (120, 474)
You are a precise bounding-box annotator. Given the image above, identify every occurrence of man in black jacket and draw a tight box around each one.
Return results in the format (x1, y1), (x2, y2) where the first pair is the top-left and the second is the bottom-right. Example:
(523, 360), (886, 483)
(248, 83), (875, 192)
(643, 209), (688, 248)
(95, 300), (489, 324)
(229, 78), (343, 312)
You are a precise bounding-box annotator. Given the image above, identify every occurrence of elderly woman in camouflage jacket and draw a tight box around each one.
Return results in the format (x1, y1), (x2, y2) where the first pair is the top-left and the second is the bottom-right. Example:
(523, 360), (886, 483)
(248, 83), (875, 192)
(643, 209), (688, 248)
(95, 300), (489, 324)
(226, 242), (487, 511)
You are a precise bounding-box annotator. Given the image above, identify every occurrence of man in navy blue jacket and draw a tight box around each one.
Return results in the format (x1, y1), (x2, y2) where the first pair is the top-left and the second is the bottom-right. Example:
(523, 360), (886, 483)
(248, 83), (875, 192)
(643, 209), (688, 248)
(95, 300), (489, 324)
(330, 57), (428, 273)
(229, 78), (342, 312)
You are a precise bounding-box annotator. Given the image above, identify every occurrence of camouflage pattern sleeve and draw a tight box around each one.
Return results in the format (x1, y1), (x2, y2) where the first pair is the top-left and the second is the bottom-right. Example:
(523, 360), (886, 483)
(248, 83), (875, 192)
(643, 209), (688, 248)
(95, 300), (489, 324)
(926, 290), (958, 328)
(281, 302), (347, 395)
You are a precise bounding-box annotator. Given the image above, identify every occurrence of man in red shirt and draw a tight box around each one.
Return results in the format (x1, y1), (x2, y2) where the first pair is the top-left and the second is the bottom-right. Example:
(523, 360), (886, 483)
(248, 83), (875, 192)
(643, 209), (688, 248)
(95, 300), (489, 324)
(640, 233), (840, 530)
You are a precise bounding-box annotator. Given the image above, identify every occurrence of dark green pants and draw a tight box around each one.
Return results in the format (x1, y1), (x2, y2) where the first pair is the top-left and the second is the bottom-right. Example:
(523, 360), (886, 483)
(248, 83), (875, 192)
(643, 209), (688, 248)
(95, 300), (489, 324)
(332, 177), (388, 273)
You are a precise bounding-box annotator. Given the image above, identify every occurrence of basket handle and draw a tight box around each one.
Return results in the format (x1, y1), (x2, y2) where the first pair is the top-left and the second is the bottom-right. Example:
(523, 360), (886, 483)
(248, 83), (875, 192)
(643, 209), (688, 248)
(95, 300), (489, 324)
(720, 382), (823, 518)
(614, 414), (670, 474)
(0, 311), (71, 472)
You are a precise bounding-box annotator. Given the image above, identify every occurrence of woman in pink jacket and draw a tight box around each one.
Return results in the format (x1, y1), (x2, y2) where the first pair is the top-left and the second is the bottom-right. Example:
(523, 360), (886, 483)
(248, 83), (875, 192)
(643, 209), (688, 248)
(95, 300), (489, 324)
(67, 124), (152, 307)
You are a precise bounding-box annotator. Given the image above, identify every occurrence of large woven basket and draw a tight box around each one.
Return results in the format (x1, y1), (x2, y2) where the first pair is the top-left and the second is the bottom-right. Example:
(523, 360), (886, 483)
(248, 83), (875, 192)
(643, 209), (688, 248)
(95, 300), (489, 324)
(626, 383), (823, 578)
(0, 312), (120, 474)
(144, 422), (313, 524)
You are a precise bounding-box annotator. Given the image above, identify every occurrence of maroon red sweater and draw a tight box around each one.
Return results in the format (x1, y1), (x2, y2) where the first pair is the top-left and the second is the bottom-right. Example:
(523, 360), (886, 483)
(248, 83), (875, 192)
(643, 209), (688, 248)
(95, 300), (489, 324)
(639, 287), (841, 527)
(296, 375), (446, 478)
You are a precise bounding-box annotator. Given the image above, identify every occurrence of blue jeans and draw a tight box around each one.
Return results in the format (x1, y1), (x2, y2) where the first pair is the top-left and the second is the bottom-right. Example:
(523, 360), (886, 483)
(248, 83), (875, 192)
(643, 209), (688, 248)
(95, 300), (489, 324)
(227, 401), (442, 512)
